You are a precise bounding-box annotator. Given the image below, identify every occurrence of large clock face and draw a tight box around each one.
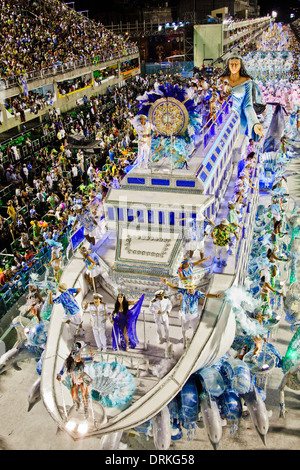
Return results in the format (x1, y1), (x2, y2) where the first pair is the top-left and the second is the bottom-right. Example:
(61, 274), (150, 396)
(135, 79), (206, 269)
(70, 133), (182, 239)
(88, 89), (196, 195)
(148, 97), (189, 136)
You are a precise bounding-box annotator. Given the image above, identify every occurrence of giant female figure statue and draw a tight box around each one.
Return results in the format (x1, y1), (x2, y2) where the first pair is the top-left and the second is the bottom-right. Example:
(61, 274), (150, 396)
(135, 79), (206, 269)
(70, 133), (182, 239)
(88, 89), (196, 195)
(219, 54), (264, 141)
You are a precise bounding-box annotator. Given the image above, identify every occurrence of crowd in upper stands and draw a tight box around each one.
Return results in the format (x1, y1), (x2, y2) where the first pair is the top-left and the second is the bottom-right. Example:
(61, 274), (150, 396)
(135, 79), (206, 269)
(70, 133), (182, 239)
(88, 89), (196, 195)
(0, 0), (137, 81)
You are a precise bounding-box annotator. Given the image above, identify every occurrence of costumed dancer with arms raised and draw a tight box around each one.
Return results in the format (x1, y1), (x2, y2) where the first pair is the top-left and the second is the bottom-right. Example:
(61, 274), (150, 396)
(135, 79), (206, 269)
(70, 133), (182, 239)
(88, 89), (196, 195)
(161, 278), (222, 347)
(48, 283), (84, 336)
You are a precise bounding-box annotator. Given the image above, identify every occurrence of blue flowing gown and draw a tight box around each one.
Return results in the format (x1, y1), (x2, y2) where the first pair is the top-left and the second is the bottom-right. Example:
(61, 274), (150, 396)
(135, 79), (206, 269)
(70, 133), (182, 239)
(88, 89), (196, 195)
(231, 80), (260, 141)
(111, 295), (145, 350)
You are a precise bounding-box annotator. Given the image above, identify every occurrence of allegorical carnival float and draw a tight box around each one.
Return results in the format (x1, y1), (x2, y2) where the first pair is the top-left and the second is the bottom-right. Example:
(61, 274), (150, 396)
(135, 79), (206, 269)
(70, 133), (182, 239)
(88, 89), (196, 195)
(2, 20), (300, 450)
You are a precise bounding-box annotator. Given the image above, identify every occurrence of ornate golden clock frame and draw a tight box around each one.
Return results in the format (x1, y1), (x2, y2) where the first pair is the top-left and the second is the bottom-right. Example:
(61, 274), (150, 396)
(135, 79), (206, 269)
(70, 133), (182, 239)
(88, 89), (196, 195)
(148, 97), (189, 137)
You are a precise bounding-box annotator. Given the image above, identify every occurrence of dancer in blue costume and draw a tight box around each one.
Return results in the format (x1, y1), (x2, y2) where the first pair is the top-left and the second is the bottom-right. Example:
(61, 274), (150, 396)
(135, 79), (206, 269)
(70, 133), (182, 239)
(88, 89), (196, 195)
(177, 257), (210, 287)
(219, 54), (264, 141)
(48, 283), (84, 335)
(79, 246), (101, 291)
(161, 278), (223, 346)
(72, 205), (99, 246)
(111, 293), (145, 351)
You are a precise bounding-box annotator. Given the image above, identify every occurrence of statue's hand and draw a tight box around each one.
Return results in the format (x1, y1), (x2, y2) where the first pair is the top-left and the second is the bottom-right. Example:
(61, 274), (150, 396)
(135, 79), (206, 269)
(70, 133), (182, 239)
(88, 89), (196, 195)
(253, 123), (264, 137)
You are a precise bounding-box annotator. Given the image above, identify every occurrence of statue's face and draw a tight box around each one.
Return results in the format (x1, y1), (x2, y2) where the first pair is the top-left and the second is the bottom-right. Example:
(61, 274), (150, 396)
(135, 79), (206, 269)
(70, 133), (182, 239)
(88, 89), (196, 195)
(228, 58), (241, 75)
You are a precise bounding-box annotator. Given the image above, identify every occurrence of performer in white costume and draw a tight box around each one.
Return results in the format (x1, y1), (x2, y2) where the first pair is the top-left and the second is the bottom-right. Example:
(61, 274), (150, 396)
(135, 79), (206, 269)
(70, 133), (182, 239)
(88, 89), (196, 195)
(149, 290), (172, 343)
(130, 114), (153, 168)
(84, 293), (108, 351)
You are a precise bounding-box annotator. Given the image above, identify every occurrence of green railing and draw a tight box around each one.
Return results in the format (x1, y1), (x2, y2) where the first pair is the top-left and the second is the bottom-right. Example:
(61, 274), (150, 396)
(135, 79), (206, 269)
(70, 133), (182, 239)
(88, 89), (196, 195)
(0, 229), (70, 318)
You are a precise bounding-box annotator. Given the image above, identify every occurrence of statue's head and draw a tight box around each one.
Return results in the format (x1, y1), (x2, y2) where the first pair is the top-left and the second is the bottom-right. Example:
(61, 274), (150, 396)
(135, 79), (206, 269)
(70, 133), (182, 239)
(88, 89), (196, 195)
(228, 57), (242, 75)
(220, 53), (252, 79)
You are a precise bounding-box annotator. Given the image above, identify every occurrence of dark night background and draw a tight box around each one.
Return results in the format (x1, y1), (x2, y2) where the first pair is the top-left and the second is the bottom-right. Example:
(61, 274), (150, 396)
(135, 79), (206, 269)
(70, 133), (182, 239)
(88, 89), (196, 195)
(71, 0), (300, 24)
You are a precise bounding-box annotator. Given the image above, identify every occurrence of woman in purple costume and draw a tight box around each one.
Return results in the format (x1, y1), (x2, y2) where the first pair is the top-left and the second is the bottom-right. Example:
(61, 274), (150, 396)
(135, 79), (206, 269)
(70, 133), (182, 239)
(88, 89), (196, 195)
(111, 293), (144, 351)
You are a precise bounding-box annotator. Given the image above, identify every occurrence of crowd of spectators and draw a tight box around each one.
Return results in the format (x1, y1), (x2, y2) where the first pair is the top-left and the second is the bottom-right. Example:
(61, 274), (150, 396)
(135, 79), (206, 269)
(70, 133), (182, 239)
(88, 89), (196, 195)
(0, 76), (154, 292)
(0, 0), (138, 81)
(58, 76), (93, 96)
(93, 66), (119, 87)
(0, 69), (233, 292)
(120, 58), (139, 73)
(5, 89), (54, 120)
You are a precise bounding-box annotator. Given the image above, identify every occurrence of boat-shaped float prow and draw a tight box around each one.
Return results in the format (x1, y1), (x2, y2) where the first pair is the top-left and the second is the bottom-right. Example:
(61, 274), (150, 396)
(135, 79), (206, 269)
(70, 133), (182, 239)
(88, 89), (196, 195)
(41, 256), (236, 439)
